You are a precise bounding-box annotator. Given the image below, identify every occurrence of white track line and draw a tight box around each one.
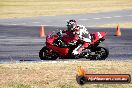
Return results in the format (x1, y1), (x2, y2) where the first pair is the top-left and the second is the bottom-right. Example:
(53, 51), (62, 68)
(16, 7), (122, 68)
(32, 22), (40, 23)
(9, 24), (18, 25)
(127, 15), (132, 16)
(113, 16), (122, 18)
(40, 60), (82, 64)
(102, 17), (112, 19)
(79, 19), (90, 21)
(88, 25), (96, 27)
(93, 18), (101, 20)
(5, 14), (132, 26)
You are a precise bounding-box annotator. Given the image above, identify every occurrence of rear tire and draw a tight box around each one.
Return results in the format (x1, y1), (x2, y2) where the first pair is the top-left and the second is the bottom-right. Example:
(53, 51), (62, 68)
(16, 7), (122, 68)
(39, 46), (58, 60)
(90, 46), (109, 60)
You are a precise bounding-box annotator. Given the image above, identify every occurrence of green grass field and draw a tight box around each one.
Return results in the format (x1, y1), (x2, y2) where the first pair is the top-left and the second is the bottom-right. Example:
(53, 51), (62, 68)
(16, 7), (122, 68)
(0, 0), (132, 18)
(0, 61), (132, 88)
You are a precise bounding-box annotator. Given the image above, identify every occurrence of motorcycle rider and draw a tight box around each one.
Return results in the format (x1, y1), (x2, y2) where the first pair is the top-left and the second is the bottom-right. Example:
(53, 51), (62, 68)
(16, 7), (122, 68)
(58, 19), (92, 56)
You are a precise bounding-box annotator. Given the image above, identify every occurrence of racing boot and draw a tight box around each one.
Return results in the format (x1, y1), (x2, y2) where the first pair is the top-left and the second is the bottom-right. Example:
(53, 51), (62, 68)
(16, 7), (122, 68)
(72, 42), (88, 58)
(78, 42), (89, 54)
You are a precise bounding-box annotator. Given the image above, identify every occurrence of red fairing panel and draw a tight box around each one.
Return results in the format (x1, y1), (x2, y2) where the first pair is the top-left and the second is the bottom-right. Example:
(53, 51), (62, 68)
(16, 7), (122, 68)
(47, 45), (69, 56)
(90, 32), (107, 44)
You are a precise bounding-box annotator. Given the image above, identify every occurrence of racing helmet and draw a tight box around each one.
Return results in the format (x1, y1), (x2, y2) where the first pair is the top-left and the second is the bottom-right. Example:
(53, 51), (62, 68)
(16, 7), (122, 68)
(67, 19), (77, 31)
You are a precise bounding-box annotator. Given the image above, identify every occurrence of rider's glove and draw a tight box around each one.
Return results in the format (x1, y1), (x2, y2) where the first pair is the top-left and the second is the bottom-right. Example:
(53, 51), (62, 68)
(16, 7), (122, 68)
(57, 31), (62, 36)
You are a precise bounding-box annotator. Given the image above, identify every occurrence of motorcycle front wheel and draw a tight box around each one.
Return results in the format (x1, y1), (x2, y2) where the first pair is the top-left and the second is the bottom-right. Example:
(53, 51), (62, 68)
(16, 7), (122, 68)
(39, 46), (58, 60)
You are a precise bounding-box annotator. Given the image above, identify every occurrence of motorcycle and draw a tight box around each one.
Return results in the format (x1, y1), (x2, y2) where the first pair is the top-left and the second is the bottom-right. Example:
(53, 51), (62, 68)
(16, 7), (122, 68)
(39, 30), (109, 60)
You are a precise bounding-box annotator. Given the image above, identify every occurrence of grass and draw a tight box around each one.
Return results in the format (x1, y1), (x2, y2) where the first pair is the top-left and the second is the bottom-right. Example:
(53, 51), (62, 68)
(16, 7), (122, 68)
(8, 82), (31, 88)
(98, 22), (132, 28)
(0, 0), (132, 18)
(0, 61), (132, 88)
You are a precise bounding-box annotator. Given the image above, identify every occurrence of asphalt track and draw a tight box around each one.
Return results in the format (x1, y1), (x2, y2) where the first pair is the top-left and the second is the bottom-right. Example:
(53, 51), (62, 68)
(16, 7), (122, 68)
(0, 10), (132, 63)
(0, 10), (132, 27)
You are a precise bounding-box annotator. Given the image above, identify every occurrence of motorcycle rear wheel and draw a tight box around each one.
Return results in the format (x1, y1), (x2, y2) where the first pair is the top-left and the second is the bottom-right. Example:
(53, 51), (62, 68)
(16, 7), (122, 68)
(90, 46), (109, 60)
(39, 46), (58, 60)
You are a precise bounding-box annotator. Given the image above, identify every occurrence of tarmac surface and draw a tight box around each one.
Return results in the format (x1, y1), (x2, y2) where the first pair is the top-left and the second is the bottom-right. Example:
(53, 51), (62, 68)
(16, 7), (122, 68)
(0, 10), (132, 27)
(0, 26), (132, 63)
(0, 10), (132, 63)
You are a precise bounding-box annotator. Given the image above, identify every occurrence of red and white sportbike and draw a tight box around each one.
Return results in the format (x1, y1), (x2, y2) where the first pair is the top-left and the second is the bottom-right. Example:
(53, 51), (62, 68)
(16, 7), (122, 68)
(39, 31), (109, 60)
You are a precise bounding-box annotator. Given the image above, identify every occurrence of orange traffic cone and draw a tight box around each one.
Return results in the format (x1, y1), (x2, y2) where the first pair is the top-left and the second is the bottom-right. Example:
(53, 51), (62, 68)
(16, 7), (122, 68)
(77, 66), (86, 76)
(40, 25), (45, 37)
(115, 24), (121, 36)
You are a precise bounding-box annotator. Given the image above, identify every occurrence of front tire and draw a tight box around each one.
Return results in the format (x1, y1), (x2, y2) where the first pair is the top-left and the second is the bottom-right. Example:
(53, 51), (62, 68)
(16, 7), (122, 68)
(39, 46), (58, 60)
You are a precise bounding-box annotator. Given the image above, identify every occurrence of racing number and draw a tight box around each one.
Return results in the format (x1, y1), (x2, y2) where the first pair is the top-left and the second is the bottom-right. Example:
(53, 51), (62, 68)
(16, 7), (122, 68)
(97, 32), (102, 38)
